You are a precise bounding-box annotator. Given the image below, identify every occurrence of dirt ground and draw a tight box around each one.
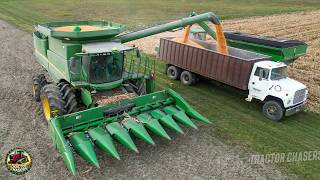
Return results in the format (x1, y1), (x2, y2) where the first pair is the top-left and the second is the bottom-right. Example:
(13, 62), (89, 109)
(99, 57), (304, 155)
(0, 20), (290, 179)
(128, 10), (320, 112)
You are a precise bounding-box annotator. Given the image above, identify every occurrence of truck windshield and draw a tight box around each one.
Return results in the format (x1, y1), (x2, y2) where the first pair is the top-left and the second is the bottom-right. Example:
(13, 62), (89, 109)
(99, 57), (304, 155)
(270, 67), (287, 80)
(83, 54), (124, 84)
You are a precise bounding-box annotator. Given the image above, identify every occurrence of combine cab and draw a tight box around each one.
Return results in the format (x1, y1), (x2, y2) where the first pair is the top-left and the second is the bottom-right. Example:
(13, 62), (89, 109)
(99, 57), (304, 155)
(31, 12), (228, 175)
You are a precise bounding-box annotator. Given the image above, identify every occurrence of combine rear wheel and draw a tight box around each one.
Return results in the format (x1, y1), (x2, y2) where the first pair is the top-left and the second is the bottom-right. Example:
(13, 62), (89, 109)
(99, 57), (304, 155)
(58, 82), (78, 114)
(32, 74), (47, 102)
(40, 84), (66, 121)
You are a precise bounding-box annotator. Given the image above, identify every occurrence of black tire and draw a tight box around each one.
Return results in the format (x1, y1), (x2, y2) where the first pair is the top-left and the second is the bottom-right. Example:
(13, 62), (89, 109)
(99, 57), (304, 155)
(167, 66), (181, 80)
(180, 71), (196, 86)
(32, 74), (47, 102)
(125, 79), (146, 96)
(40, 84), (66, 121)
(262, 100), (284, 121)
(57, 82), (78, 114)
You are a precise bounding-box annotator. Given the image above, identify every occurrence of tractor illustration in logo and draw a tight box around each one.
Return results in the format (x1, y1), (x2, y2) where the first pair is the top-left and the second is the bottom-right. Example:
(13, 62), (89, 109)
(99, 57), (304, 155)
(5, 148), (32, 175)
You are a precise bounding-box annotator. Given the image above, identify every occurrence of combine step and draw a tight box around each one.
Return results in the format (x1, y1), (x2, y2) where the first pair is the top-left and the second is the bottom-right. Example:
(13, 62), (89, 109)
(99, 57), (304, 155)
(49, 89), (210, 175)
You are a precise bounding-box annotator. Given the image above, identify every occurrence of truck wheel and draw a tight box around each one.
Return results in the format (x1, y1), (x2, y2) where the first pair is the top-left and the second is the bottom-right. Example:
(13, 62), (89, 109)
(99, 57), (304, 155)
(167, 66), (181, 80)
(262, 100), (284, 121)
(58, 82), (78, 114)
(180, 71), (196, 86)
(32, 74), (47, 102)
(40, 84), (66, 121)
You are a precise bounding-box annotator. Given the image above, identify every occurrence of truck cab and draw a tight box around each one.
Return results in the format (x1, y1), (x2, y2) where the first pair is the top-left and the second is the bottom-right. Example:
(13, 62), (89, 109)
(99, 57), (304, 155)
(247, 61), (308, 121)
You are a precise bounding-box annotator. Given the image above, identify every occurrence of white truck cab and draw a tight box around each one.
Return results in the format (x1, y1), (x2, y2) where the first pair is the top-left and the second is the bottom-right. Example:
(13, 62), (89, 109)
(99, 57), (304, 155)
(247, 61), (308, 121)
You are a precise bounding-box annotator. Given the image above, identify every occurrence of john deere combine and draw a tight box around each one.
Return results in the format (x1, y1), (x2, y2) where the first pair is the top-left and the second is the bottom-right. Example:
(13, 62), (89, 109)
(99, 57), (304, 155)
(31, 12), (229, 175)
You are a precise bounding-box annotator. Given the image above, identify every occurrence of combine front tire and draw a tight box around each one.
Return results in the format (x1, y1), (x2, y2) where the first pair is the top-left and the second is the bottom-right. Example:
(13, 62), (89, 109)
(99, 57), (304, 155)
(32, 74), (47, 102)
(58, 82), (78, 114)
(40, 84), (66, 121)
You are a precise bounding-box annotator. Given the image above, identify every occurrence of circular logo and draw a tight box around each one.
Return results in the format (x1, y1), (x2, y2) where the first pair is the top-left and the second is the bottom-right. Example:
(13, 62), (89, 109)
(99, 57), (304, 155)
(5, 148), (32, 175)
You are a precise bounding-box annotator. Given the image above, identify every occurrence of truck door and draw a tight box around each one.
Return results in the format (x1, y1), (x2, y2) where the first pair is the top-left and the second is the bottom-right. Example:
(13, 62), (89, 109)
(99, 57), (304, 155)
(248, 67), (270, 100)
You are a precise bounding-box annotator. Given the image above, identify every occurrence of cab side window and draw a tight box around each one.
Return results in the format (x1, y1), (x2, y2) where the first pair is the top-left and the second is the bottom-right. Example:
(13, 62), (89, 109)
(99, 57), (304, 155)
(254, 67), (269, 79)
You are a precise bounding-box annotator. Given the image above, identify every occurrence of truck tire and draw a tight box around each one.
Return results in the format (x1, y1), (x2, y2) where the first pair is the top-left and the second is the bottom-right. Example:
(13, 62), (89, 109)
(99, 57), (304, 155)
(262, 100), (284, 121)
(40, 84), (66, 121)
(167, 66), (181, 80)
(180, 71), (196, 86)
(32, 74), (47, 102)
(124, 79), (146, 96)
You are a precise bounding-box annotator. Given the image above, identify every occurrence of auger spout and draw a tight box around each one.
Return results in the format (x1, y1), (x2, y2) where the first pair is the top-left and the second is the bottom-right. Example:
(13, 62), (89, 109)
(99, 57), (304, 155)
(112, 12), (227, 49)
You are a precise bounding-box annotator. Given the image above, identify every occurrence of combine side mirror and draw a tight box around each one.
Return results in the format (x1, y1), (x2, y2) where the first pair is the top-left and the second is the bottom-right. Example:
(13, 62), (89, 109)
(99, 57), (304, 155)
(136, 49), (141, 58)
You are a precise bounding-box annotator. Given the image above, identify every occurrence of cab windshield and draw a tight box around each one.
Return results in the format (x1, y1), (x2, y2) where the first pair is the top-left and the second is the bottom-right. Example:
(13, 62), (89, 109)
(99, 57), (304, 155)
(82, 54), (124, 84)
(270, 67), (287, 80)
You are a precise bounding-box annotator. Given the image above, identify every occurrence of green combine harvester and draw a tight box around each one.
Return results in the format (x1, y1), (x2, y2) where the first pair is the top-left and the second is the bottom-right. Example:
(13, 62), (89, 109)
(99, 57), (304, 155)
(190, 27), (308, 63)
(31, 12), (229, 175)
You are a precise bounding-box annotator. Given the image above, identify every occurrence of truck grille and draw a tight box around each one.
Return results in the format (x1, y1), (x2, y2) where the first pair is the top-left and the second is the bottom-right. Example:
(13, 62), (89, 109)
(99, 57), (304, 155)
(293, 88), (307, 104)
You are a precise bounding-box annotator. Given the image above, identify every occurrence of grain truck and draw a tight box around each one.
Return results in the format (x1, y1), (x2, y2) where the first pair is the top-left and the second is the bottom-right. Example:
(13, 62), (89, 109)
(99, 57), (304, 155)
(160, 37), (308, 121)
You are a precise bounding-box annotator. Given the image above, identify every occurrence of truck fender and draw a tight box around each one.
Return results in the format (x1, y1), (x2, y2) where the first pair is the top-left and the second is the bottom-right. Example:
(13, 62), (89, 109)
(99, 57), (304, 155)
(263, 95), (284, 108)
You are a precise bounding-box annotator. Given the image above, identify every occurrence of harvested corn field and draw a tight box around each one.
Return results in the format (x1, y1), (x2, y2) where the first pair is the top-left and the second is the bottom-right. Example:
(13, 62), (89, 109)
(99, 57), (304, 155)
(129, 10), (320, 112)
(1, 1), (320, 178)
(0, 19), (286, 179)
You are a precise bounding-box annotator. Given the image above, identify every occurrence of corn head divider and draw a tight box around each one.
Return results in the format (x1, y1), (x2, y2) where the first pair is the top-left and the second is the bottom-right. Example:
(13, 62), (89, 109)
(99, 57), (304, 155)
(50, 89), (209, 174)
(32, 12), (222, 175)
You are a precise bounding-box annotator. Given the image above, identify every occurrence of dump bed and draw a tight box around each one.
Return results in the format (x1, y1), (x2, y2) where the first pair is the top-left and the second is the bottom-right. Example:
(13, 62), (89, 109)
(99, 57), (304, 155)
(159, 37), (271, 90)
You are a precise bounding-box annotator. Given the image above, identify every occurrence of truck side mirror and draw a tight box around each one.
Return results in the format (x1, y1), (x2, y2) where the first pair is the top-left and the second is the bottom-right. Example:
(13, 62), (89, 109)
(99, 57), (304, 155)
(258, 69), (269, 81)
(136, 49), (141, 58)
(259, 69), (263, 81)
